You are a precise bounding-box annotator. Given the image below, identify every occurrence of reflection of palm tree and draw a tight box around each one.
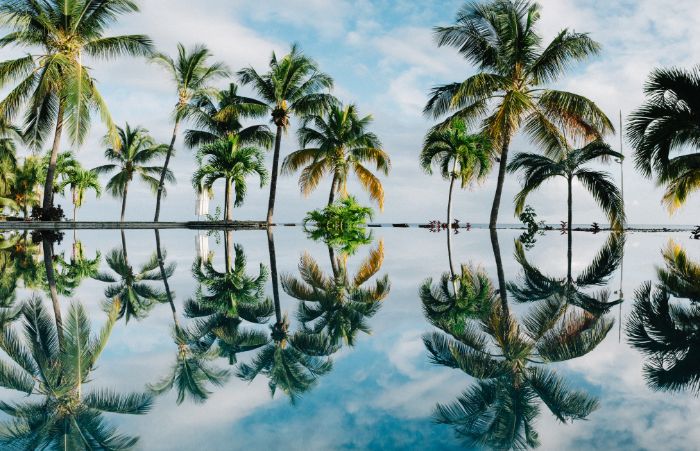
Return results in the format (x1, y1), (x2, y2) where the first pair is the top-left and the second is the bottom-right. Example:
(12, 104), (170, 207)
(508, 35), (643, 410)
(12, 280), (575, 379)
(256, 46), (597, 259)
(424, 289), (611, 449)
(282, 241), (390, 346)
(627, 241), (700, 394)
(185, 242), (274, 364)
(149, 230), (230, 405)
(0, 297), (152, 449)
(509, 233), (624, 314)
(237, 229), (337, 404)
(94, 245), (171, 324)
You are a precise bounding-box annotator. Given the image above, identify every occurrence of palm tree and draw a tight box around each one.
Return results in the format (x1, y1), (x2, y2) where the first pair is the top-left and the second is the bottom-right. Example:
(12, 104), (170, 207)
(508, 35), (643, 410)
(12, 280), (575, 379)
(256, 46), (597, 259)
(185, 243), (274, 364)
(507, 140), (626, 238)
(424, 291), (611, 449)
(57, 166), (102, 221)
(5, 156), (43, 219)
(192, 135), (268, 222)
(282, 241), (390, 346)
(627, 66), (700, 212)
(238, 44), (334, 224)
(627, 241), (700, 394)
(185, 82), (273, 149)
(282, 103), (391, 208)
(0, 297), (153, 449)
(0, 0), (153, 214)
(421, 119), (492, 229)
(94, 247), (171, 324)
(425, 0), (613, 229)
(94, 124), (172, 222)
(0, 118), (20, 168)
(151, 43), (229, 221)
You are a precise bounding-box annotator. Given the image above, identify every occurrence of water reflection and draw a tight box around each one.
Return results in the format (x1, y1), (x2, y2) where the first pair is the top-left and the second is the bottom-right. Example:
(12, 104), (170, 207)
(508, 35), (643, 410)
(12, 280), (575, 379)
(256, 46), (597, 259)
(627, 240), (700, 394)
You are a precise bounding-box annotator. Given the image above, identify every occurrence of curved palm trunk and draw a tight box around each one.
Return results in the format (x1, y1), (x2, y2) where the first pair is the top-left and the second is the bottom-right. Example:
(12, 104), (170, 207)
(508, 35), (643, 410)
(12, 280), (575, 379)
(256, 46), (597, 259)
(224, 177), (232, 222)
(155, 230), (179, 328)
(267, 227), (282, 324)
(120, 182), (129, 222)
(266, 126), (283, 225)
(42, 238), (64, 348)
(328, 174), (338, 206)
(489, 135), (512, 230)
(567, 175), (573, 282)
(489, 228), (508, 310)
(42, 101), (66, 214)
(154, 120), (180, 222)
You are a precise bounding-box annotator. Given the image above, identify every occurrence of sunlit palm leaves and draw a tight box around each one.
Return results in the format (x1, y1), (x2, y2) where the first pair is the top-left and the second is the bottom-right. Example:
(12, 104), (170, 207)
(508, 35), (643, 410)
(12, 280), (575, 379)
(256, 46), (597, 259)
(282, 103), (391, 209)
(0, 297), (153, 450)
(627, 241), (700, 394)
(425, 0), (612, 228)
(56, 166), (102, 221)
(93, 248), (172, 323)
(282, 241), (390, 346)
(627, 66), (700, 212)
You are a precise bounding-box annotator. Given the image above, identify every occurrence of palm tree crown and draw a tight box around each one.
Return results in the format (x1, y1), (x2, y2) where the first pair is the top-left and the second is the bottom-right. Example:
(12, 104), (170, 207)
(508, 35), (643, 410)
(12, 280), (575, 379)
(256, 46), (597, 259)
(0, 0), (153, 212)
(282, 103), (391, 209)
(425, 0), (613, 228)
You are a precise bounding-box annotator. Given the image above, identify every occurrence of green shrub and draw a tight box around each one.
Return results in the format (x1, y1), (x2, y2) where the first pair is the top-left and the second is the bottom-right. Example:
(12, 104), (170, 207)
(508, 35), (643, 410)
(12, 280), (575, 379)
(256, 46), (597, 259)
(303, 197), (373, 254)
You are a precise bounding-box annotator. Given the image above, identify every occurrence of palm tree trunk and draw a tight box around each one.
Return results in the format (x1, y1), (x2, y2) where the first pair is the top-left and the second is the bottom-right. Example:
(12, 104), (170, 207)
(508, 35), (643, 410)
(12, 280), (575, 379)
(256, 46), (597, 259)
(42, 101), (66, 214)
(267, 227), (281, 324)
(72, 188), (78, 222)
(154, 120), (180, 222)
(266, 125), (283, 225)
(120, 182), (129, 222)
(328, 245), (339, 277)
(328, 174), (338, 206)
(42, 238), (64, 348)
(224, 230), (232, 273)
(155, 230), (179, 328)
(224, 178), (232, 222)
(489, 135), (512, 230)
(447, 161), (458, 292)
(121, 229), (129, 263)
(567, 175), (573, 282)
(23, 202), (28, 220)
(489, 228), (508, 308)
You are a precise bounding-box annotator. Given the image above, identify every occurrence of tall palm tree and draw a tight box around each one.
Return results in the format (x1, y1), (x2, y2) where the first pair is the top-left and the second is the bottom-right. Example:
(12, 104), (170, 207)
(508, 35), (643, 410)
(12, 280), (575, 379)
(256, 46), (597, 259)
(0, 297), (153, 449)
(0, 0), (153, 214)
(421, 119), (492, 229)
(238, 44), (334, 224)
(282, 103), (391, 208)
(424, 291), (611, 449)
(507, 140), (626, 237)
(425, 0), (613, 229)
(94, 124), (171, 222)
(151, 43), (229, 221)
(282, 241), (390, 346)
(627, 66), (700, 212)
(57, 166), (102, 221)
(192, 135), (268, 222)
(185, 82), (273, 149)
(627, 241), (700, 394)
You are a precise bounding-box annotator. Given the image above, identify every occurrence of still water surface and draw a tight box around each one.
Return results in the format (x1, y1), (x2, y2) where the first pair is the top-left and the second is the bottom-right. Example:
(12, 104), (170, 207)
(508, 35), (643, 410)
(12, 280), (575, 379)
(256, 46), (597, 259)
(0, 227), (697, 450)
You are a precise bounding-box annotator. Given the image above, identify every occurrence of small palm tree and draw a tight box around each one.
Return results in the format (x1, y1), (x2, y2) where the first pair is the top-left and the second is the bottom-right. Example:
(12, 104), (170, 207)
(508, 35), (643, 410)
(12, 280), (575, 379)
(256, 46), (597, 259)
(185, 82), (273, 149)
(5, 157), (43, 219)
(238, 44), (334, 224)
(0, 0), (153, 213)
(94, 124), (171, 222)
(627, 66), (700, 212)
(507, 140), (626, 235)
(420, 119), (492, 228)
(0, 297), (153, 449)
(282, 103), (391, 208)
(57, 166), (102, 221)
(192, 135), (268, 222)
(151, 43), (229, 221)
(425, 0), (613, 229)
(282, 241), (390, 346)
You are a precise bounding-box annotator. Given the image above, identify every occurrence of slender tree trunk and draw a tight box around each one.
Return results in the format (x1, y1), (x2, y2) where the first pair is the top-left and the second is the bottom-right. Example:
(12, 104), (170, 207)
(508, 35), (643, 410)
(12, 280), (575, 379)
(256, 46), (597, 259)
(567, 175), (573, 282)
(42, 101), (66, 214)
(328, 174), (338, 206)
(224, 178), (232, 222)
(224, 230), (232, 273)
(489, 228), (508, 309)
(447, 160), (458, 292)
(267, 125), (283, 225)
(121, 229), (129, 263)
(328, 245), (339, 277)
(23, 202), (28, 220)
(154, 120), (180, 222)
(489, 135), (512, 230)
(267, 227), (281, 324)
(120, 182), (129, 222)
(155, 229), (179, 328)
(42, 238), (64, 348)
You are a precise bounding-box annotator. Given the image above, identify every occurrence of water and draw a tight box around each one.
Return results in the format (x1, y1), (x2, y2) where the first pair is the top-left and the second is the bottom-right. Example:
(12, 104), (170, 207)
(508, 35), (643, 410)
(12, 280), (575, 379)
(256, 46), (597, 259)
(0, 227), (697, 450)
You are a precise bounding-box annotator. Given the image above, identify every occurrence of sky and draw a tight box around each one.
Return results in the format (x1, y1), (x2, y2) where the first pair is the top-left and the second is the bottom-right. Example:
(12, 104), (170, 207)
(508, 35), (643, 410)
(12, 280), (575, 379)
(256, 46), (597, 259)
(1, 0), (700, 225)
